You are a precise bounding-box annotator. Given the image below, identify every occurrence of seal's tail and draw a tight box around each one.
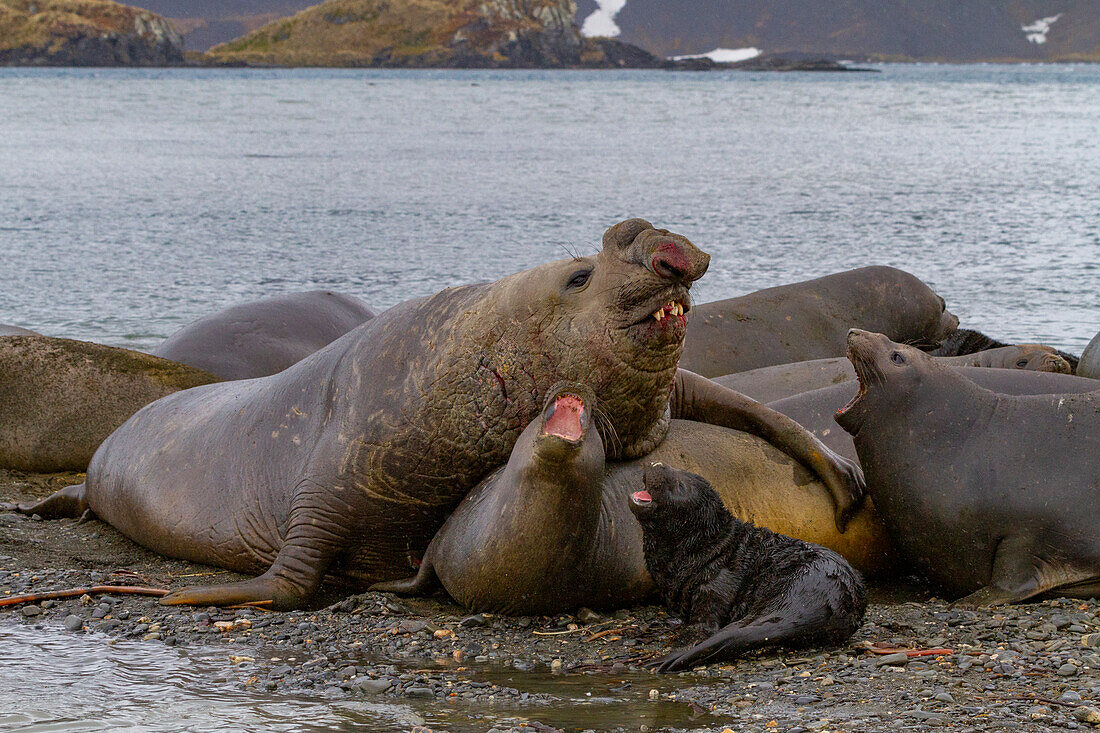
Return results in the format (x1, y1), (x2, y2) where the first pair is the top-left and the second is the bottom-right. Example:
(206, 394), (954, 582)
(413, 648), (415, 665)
(10, 483), (89, 519)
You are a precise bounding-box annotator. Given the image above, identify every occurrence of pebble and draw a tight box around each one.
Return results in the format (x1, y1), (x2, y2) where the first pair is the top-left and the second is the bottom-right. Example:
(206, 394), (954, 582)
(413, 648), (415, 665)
(63, 614), (83, 632)
(20, 605), (42, 617)
(875, 653), (909, 667)
(1061, 664), (1081, 677)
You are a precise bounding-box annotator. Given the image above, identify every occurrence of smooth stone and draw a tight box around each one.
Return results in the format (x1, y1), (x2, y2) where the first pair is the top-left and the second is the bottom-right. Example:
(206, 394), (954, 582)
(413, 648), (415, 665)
(63, 614), (84, 632)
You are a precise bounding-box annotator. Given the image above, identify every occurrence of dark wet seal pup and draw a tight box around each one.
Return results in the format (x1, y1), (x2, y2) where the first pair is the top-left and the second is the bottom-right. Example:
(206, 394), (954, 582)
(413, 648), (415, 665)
(630, 464), (866, 673)
(837, 329), (1100, 605)
(930, 328), (1079, 374)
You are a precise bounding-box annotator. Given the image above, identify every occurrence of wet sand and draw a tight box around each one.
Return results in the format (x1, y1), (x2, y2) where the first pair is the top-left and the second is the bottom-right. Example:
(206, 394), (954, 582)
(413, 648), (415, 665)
(3, 470), (1099, 732)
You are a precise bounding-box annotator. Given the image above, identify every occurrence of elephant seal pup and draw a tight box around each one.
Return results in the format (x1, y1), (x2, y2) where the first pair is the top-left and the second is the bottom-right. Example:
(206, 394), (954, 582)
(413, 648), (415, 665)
(836, 330), (1100, 605)
(931, 328), (1079, 373)
(715, 345), (1072, 403)
(0, 335), (218, 473)
(153, 290), (376, 380)
(0, 324), (38, 337)
(680, 266), (959, 377)
(15, 219), (861, 610)
(1080, 331), (1100, 379)
(767, 366), (1100, 463)
(630, 464), (866, 673)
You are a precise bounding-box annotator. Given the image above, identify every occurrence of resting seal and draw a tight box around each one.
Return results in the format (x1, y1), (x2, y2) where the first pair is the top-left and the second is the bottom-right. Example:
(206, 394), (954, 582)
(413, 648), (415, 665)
(1080, 331), (1100, 379)
(630, 464), (866, 673)
(680, 266), (959, 377)
(0, 335), (218, 472)
(0, 324), (39, 337)
(836, 330), (1100, 604)
(154, 290), (376, 380)
(931, 328), (1079, 374)
(715, 345), (1072, 404)
(373, 384), (884, 615)
(14, 219), (861, 610)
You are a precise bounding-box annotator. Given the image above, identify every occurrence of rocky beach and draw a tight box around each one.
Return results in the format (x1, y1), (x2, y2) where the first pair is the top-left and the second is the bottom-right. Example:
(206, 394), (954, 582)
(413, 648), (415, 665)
(3, 469), (1099, 732)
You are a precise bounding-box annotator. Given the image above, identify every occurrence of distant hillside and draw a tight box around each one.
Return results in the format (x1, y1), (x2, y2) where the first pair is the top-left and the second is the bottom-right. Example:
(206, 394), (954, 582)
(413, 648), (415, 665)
(0, 0), (184, 65)
(205, 0), (659, 68)
(133, 0), (316, 51)
(575, 0), (1100, 61)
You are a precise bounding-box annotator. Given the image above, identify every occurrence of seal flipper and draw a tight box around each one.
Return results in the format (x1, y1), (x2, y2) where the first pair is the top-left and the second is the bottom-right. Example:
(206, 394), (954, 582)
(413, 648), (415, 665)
(369, 554), (440, 596)
(10, 483), (90, 519)
(953, 535), (1100, 607)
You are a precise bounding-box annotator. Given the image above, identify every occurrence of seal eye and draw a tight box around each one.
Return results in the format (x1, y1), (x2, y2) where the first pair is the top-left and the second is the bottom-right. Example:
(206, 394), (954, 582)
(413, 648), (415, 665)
(1016, 359), (1029, 368)
(566, 269), (592, 289)
(890, 352), (906, 365)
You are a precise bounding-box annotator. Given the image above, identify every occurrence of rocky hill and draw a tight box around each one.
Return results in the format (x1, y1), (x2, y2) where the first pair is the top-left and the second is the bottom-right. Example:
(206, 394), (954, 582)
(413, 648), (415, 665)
(0, 0), (184, 65)
(575, 0), (1100, 61)
(204, 0), (658, 67)
(132, 0), (316, 51)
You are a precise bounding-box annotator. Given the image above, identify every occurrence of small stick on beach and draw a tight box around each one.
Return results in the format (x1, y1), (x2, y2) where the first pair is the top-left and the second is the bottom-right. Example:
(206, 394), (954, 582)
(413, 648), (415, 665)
(0, 585), (169, 607)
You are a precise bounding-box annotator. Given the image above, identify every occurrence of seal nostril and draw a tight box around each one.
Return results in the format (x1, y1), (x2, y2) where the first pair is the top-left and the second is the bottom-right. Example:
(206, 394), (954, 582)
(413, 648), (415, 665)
(652, 255), (684, 280)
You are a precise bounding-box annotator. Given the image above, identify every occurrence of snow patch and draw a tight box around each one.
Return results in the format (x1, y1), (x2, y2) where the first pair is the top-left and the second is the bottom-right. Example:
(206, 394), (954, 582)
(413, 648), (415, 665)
(669, 47), (762, 64)
(580, 0), (627, 38)
(1022, 14), (1062, 45)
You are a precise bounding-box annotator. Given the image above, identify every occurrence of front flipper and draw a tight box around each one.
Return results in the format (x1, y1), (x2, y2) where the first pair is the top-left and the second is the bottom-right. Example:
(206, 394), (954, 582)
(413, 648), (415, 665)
(6, 484), (90, 519)
(671, 369), (865, 531)
(952, 535), (1100, 608)
(369, 555), (440, 597)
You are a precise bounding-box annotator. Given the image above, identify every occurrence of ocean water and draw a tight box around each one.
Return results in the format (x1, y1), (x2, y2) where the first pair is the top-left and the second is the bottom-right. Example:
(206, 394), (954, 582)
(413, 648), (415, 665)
(1, 65), (1097, 353)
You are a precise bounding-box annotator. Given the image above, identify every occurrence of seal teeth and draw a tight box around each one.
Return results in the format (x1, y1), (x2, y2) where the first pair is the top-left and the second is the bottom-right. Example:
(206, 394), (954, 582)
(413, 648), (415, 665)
(653, 308), (664, 321)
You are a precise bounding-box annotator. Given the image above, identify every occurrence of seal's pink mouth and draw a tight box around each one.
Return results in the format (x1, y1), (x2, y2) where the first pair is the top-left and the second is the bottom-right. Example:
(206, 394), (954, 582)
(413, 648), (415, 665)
(542, 395), (586, 442)
(631, 490), (652, 505)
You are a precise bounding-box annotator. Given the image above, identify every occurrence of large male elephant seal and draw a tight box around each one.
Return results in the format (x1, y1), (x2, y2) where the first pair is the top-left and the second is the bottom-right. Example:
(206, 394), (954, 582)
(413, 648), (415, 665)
(836, 330), (1100, 604)
(931, 328), (1080, 373)
(153, 290), (376, 380)
(714, 345), (1072, 404)
(1080, 331), (1100, 379)
(372, 384), (889, 616)
(14, 219), (862, 610)
(767, 367), (1100, 463)
(0, 335), (218, 473)
(0, 324), (39, 337)
(680, 266), (959, 377)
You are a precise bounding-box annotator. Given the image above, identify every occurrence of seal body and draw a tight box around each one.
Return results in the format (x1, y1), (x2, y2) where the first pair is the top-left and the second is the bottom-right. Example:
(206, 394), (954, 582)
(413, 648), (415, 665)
(715, 346), (1072, 403)
(836, 330), (1100, 604)
(630, 464), (866, 672)
(680, 266), (959, 377)
(153, 290), (376, 380)
(767, 367), (1100, 463)
(1080, 331), (1100, 379)
(0, 324), (38, 337)
(0, 335), (218, 472)
(19, 219), (716, 610)
(931, 328), (1079, 373)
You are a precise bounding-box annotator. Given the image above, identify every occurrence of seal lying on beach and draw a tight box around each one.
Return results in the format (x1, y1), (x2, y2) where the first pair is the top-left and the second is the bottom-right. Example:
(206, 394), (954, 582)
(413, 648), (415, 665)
(0, 324), (38, 337)
(714, 345), (1072, 403)
(630, 463), (866, 672)
(372, 384), (887, 615)
(14, 219), (862, 610)
(153, 290), (376, 380)
(930, 328), (1079, 373)
(0, 335), (218, 472)
(836, 330), (1100, 605)
(679, 266), (959, 377)
(1080, 330), (1100, 379)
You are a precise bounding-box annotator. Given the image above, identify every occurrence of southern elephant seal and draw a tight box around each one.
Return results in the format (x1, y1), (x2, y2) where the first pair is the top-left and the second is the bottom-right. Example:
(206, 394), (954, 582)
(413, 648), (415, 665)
(13, 219), (863, 610)
(0, 335), (218, 472)
(0, 324), (39, 337)
(1080, 331), (1100, 379)
(766, 367), (1100, 463)
(631, 463), (866, 673)
(714, 345), (1072, 404)
(931, 328), (1079, 374)
(372, 386), (888, 616)
(153, 290), (376, 380)
(836, 330), (1100, 604)
(680, 266), (959, 377)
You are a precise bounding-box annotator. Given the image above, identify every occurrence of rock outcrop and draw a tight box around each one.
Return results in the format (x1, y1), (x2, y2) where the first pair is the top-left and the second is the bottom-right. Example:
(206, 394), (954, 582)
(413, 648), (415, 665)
(0, 0), (184, 66)
(205, 0), (659, 68)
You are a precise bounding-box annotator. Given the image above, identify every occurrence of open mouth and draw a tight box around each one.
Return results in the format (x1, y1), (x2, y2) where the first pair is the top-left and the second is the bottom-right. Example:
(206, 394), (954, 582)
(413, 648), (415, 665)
(836, 339), (869, 420)
(541, 394), (588, 443)
(630, 292), (691, 329)
(630, 489), (652, 506)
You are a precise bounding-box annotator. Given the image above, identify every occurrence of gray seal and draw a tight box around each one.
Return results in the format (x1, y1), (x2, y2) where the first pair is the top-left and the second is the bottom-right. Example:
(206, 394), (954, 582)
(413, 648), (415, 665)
(0, 324), (39, 337)
(1080, 331), (1100, 379)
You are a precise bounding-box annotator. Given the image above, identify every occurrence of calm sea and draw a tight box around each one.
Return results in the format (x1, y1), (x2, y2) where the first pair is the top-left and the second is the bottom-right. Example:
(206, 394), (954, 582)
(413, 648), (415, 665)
(1, 65), (1097, 353)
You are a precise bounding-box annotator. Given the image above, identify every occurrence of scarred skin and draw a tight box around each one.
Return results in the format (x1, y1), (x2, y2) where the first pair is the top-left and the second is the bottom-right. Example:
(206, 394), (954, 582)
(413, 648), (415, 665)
(714, 345), (1072, 404)
(372, 387), (886, 616)
(680, 266), (960, 377)
(153, 290), (377, 380)
(836, 330), (1100, 605)
(13, 219), (863, 610)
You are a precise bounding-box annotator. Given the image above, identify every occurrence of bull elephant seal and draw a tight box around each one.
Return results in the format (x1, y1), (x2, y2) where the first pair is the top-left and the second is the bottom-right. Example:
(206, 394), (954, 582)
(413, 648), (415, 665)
(632, 464), (866, 673)
(0, 324), (39, 337)
(1080, 331), (1100, 379)
(767, 366), (1100, 463)
(13, 219), (863, 610)
(836, 330), (1100, 604)
(0, 336), (218, 473)
(372, 385), (887, 616)
(931, 328), (1079, 373)
(153, 290), (376, 380)
(680, 266), (959, 377)
(715, 345), (1072, 404)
